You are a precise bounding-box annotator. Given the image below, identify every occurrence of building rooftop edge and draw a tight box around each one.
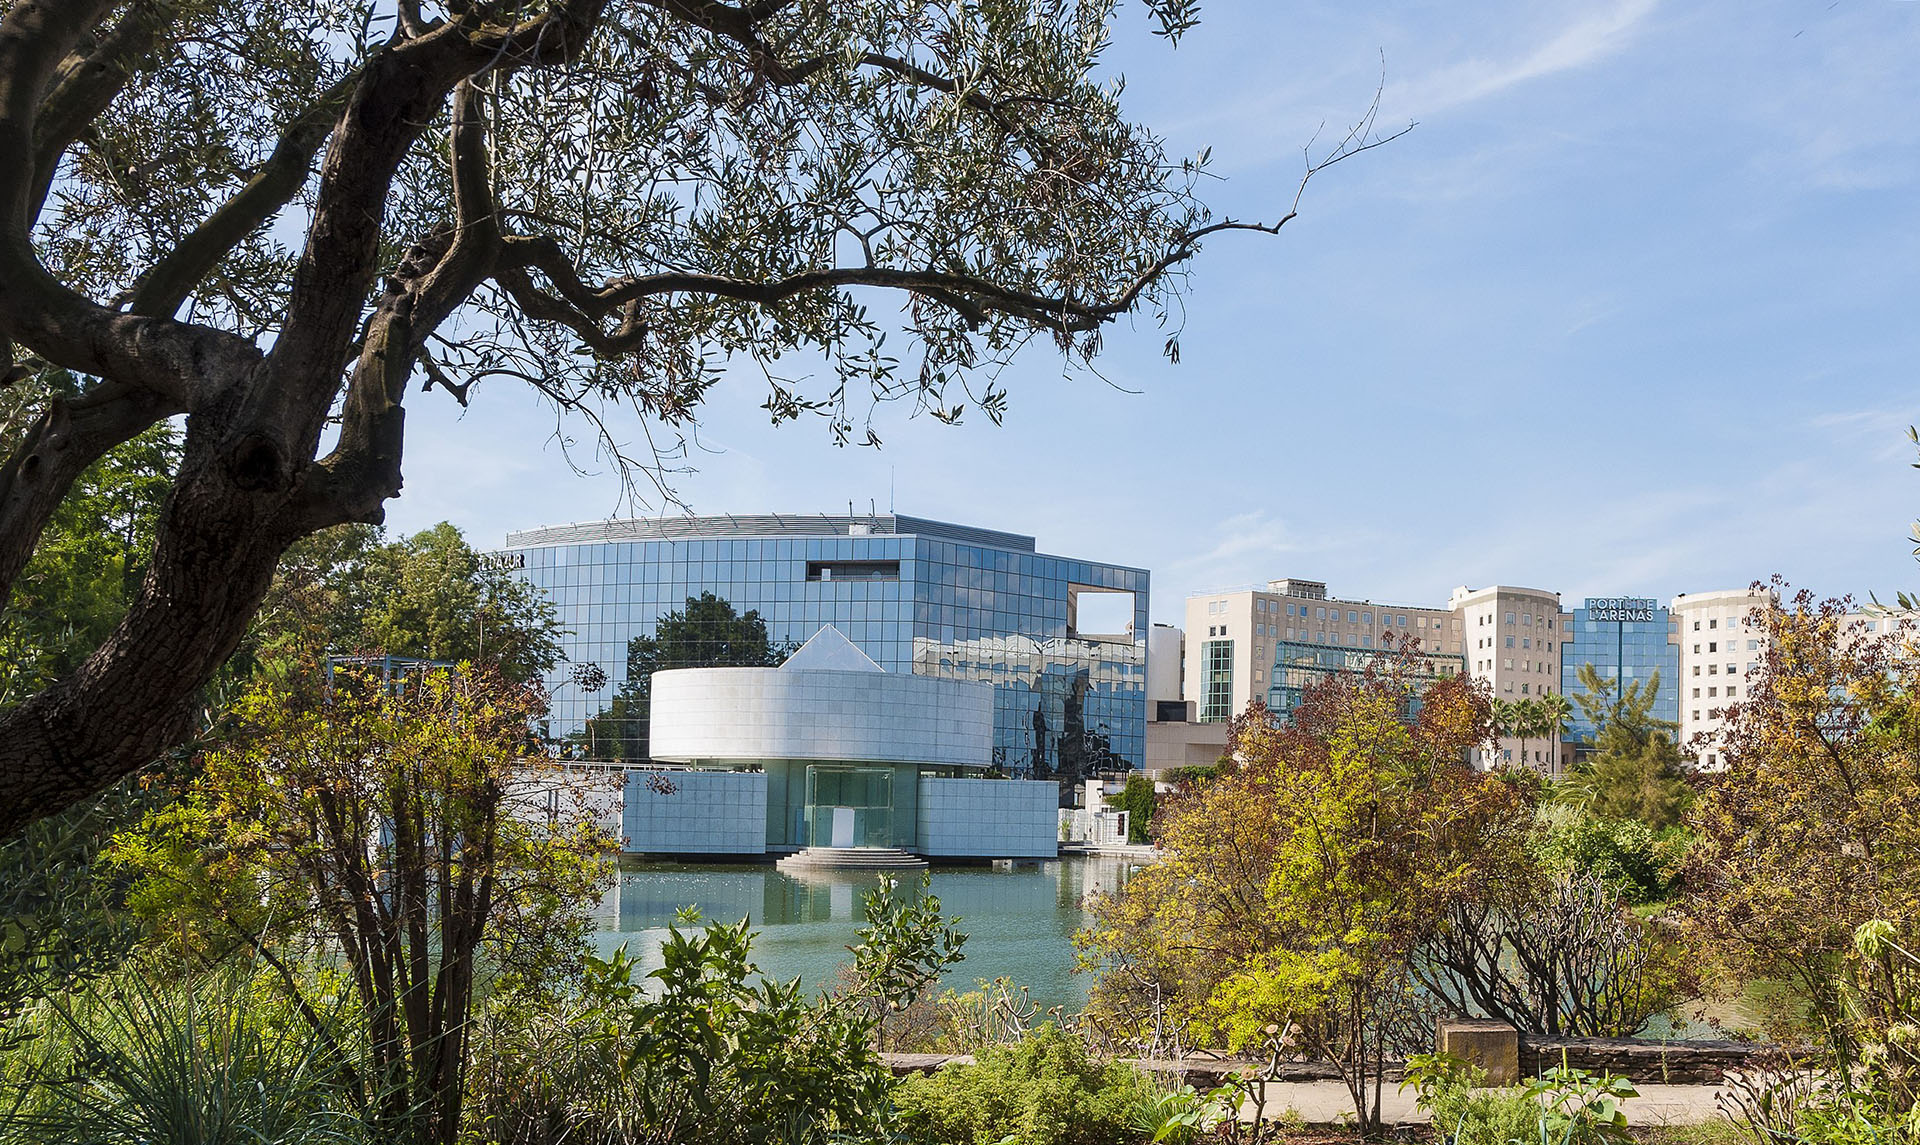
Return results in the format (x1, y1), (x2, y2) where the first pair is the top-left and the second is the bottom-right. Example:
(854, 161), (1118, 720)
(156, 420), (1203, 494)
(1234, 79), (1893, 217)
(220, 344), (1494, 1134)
(500, 512), (1151, 575)
(502, 512), (1038, 553)
(1186, 583), (1451, 611)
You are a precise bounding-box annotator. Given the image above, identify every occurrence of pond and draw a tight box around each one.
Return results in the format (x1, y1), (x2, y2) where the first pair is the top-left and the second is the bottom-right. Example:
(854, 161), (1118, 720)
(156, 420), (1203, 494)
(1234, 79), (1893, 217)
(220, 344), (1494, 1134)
(589, 855), (1140, 1012)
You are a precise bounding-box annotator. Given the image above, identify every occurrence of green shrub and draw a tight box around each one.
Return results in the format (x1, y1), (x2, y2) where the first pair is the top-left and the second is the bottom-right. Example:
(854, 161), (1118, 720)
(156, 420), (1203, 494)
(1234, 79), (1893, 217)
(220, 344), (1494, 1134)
(1427, 1084), (1545, 1145)
(1533, 805), (1673, 904)
(1405, 1052), (1638, 1145)
(893, 1023), (1157, 1145)
(1105, 777), (1156, 845)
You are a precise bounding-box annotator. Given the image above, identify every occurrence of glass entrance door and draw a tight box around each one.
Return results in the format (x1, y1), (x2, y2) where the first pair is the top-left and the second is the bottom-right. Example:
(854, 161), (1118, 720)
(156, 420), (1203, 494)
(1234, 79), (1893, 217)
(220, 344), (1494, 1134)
(803, 766), (894, 848)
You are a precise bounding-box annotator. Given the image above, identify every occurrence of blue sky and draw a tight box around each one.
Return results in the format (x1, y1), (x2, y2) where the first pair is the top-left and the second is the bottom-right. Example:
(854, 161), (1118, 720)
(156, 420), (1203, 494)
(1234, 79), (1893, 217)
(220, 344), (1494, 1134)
(385, 1), (1920, 625)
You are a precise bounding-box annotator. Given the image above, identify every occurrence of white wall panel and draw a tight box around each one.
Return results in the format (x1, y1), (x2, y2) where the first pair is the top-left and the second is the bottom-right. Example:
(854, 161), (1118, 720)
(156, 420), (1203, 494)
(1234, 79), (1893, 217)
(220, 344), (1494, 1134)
(917, 778), (1058, 858)
(650, 668), (993, 767)
(621, 770), (767, 854)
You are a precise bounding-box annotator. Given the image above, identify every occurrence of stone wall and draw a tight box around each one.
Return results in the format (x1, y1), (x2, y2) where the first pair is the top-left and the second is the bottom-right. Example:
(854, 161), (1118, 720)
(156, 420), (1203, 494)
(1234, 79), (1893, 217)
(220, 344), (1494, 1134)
(887, 1035), (1770, 1089)
(1520, 1035), (1766, 1085)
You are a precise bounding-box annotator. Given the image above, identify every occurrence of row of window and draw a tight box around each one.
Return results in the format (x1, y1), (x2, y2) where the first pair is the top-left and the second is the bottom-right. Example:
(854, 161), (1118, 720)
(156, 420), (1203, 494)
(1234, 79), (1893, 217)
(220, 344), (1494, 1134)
(1481, 611), (1556, 630)
(1691, 685), (1738, 698)
(1479, 658), (1554, 673)
(1211, 597), (1454, 630)
(1692, 640), (1761, 653)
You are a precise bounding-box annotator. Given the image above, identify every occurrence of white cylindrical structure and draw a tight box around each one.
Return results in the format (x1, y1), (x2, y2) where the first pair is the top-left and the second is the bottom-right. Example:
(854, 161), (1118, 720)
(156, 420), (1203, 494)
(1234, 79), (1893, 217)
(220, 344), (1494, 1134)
(648, 667), (993, 767)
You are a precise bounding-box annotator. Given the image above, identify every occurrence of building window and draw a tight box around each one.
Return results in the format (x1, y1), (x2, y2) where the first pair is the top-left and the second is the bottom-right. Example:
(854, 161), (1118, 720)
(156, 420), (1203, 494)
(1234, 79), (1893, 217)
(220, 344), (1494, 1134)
(1362, 612), (1373, 624)
(1522, 614), (1532, 627)
(1694, 621), (1701, 631)
(1709, 664), (1718, 675)
(1200, 640), (1234, 723)
(1708, 687), (1717, 697)
(1522, 637), (1532, 649)
(1727, 686), (1738, 697)
(1348, 610), (1358, 623)
(1317, 607), (1327, 619)
(1708, 642), (1716, 652)
(1692, 688), (1700, 698)
(1693, 666), (1701, 676)
(1505, 612), (1516, 624)
(1505, 636), (1515, 648)
(806, 559), (899, 581)
(1710, 619), (1718, 629)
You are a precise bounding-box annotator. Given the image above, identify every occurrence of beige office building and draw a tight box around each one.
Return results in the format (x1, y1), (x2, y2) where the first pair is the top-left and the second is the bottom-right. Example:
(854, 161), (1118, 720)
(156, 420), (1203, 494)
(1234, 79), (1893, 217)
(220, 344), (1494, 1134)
(1183, 578), (1461, 726)
(1449, 584), (1571, 774)
(1669, 588), (1768, 770)
(1669, 587), (1920, 769)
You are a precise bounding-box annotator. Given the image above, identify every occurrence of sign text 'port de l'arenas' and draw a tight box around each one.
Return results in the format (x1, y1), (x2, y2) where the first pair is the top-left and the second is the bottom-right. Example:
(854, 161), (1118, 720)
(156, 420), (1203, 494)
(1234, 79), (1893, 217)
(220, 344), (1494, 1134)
(1584, 597), (1658, 623)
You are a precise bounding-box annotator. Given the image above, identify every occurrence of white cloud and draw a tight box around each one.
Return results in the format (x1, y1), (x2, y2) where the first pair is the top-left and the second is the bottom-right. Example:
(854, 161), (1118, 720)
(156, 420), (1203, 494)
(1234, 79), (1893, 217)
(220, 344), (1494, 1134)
(1388, 0), (1660, 117)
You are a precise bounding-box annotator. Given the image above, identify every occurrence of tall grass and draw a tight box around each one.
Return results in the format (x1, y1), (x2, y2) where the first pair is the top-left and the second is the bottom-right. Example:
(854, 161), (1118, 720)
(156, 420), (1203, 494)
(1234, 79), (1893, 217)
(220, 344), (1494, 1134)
(0, 968), (371, 1145)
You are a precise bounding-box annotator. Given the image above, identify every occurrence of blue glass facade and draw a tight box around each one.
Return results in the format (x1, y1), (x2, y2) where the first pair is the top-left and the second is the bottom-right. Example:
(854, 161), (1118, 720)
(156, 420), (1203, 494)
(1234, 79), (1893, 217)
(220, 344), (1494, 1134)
(501, 514), (1148, 775)
(1265, 641), (1465, 723)
(1560, 597), (1680, 744)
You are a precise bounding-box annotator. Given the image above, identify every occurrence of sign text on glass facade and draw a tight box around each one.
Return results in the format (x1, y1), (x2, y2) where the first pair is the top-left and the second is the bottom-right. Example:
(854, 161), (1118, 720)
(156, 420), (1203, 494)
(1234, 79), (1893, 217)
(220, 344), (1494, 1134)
(1584, 597), (1657, 623)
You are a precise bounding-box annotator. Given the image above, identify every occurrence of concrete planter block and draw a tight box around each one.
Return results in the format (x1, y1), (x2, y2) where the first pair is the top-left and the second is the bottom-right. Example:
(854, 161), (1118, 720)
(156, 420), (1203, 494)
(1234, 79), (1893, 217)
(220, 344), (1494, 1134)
(1438, 1019), (1520, 1085)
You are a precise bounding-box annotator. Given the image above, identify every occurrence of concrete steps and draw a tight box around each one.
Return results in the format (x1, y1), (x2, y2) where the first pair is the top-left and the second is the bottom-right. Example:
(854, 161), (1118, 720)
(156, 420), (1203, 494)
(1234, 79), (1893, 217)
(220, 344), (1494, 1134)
(775, 846), (929, 873)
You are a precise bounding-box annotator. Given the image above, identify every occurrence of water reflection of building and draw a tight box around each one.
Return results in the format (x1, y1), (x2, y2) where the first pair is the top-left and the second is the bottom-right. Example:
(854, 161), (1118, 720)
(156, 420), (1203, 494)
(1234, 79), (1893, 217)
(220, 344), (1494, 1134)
(502, 513), (1149, 786)
(597, 855), (1144, 1008)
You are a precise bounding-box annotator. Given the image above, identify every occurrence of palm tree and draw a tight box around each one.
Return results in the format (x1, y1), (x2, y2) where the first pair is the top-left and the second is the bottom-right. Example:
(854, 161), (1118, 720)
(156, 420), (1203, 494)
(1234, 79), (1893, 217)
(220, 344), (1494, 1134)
(1539, 691), (1573, 772)
(1513, 697), (1543, 770)
(1489, 697), (1517, 767)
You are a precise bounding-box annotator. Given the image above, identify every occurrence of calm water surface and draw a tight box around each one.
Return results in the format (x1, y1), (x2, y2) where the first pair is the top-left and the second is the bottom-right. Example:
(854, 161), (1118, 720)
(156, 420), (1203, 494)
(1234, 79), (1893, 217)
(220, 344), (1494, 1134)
(590, 855), (1139, 1011)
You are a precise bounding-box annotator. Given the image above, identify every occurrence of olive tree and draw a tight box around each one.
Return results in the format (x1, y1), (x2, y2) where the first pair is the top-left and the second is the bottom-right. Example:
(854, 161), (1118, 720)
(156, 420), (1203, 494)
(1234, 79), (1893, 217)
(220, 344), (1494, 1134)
(0, 0), (1400, 835)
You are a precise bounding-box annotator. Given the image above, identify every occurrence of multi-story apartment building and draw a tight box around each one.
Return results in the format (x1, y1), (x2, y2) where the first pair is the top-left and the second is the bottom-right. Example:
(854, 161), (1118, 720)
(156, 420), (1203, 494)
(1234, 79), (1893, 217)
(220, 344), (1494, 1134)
(1670, 587), (1920, 769)
(1450, 584), (1570, 773)
(1183, 578), (1461, 724)
(1672, 587), (1785, 770)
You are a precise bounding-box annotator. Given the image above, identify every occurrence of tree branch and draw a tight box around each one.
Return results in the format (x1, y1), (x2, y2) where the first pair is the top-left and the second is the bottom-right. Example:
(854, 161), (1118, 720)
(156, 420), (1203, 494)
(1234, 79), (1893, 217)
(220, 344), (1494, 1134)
(123, 73), (358, 318)
(28, 0), (176, 221)
(0, 381), (172, 602)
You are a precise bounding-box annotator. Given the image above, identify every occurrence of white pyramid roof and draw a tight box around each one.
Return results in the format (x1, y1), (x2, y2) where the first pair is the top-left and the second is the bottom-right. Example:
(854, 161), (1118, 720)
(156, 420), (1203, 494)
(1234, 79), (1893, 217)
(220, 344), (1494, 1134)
(781, 625), (885, 673)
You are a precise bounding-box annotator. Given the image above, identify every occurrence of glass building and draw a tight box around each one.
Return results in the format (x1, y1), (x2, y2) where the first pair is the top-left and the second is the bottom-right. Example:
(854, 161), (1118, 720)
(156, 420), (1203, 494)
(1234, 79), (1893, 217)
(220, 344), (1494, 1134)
(500, 513), (1148, 779)
(1264, 640), (1465, 723)
(1560, 597), (1680, 745)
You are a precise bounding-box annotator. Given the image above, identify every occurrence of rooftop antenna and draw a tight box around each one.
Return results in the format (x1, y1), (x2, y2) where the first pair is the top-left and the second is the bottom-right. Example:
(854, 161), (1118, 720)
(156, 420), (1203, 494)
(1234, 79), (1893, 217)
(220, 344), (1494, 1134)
(869, 498), (876, 517)
(889, 465), (895, 513)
